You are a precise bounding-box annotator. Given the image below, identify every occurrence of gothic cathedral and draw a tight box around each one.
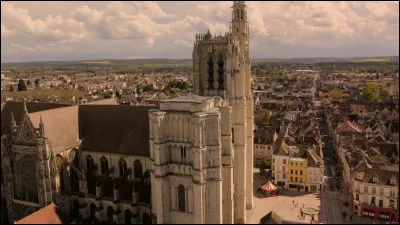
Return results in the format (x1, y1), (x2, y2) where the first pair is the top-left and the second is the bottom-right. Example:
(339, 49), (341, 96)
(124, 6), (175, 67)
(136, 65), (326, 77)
(149, 1), (254, 223)
(1, 1), (254, 224)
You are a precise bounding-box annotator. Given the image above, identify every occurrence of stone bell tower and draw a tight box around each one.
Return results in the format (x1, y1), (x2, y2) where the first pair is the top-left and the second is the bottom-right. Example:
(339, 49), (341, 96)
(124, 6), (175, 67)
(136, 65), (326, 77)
(192, 1), (253, 223)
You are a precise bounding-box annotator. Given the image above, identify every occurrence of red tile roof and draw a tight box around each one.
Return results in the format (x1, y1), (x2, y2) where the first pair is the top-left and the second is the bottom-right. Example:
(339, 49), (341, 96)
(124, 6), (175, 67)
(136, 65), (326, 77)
(350, 104), (367, 114)
(15, 203), (73, 224)
(336, 120), (363, 133)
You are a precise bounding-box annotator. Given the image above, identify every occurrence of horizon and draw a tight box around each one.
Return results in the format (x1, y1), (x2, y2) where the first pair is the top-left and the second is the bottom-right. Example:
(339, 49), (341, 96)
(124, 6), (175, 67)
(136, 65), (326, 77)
(2, 55), (399, 64)
(1, 1), (399, 63)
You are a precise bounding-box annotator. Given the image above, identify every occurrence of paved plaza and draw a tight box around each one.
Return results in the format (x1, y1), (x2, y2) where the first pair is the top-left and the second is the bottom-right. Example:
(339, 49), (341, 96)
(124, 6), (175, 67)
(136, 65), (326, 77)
(247, 172), (345, 224)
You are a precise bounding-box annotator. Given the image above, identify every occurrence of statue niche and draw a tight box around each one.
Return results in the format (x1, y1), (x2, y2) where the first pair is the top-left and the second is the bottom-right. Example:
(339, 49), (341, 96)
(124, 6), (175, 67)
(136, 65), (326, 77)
(207, 56), (214, 90)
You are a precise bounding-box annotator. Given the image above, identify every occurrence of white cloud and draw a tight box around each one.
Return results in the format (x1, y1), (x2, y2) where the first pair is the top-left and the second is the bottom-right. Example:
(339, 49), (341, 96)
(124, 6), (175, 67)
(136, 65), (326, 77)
(10, 43), (37, 52)
(1, 1), (399, 62)
(2, 4), (85, 42)
(173, 39), (192, 48)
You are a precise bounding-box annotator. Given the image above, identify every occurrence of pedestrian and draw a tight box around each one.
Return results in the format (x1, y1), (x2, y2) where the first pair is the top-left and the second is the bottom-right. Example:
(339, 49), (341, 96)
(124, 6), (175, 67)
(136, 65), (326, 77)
(293, 200), (295, 205)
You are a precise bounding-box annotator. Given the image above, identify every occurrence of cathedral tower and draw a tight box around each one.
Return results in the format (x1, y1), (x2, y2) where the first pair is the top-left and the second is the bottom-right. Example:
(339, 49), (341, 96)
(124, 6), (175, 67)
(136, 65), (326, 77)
(192, 1), (253, 223)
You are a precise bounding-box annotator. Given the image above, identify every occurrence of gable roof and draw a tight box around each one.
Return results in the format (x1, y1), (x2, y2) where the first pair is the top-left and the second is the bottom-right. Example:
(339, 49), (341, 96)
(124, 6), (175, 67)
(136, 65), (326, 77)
(336, 120), (363, 134)
(307, 148), (323, 167)
(350, 104), (367, 114)
(29, 105), (79, 149)
(352, 166), (399, 186)
(1, 101), (72, 135)
(15, 203), (73, 224)
(78, 105), (157, 156)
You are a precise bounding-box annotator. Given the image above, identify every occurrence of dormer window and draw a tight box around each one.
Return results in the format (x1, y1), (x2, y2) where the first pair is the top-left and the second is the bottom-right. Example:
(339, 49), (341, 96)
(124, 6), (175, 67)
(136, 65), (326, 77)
(357, 173), (363, 180)
(373, 176), (378, 183)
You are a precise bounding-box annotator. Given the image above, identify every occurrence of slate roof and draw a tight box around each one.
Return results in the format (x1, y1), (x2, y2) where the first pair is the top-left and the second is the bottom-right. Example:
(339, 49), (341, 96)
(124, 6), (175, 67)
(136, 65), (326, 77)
(352, 163), (399, 186)
(1, 101), (72, 135)
(29, 105), (79, 149)
(15, 203), (73, 224)
(273, 138), (292, 156)
(78, 105), (157, 156)
(307, 148), (323, 168)
(161, 93), (212, 103)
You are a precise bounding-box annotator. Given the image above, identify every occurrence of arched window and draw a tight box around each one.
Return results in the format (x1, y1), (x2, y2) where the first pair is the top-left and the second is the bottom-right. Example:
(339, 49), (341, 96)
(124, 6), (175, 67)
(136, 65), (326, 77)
(178, 184), (185, 211)
(100, 156), (109, 174)
(180, 146), (186, 161)
(107, 206), (113, 223)
(218, 57), (224, 90)
(72, 200), (79, 217)
(142, 212), (151, 224)
(119, 158), (127, 177)
(90, 203), (96, 221)
(207, 56), (214, 90)
(125, 209), (133, 224)
(70, 166), (79, 192)
(72, 149), (79, 166)
(134, 160), (143, 179)
(60, 166), (65, 192)
(241, 9), (244, 20)
(86, 155), (94, 172)
(232, 127), (235, 143)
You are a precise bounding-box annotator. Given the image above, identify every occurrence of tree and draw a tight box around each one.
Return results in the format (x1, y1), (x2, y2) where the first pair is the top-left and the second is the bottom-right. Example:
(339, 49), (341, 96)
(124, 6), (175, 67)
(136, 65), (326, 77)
(9, 85), (14, 92)
(143, 84), (154, 92)
(379, 86), (389, 101)
(264, 111), (272, 125)
(362, 82), (379, 102)
(17, 79), (27, 91)
(136, 84), (143, 93)
(77, 85), (85, 91)
(50, 84), (54, 88)
(34, 78), (40, 87)
(27, 80), (32, 85)
(116, 90), (121, 99)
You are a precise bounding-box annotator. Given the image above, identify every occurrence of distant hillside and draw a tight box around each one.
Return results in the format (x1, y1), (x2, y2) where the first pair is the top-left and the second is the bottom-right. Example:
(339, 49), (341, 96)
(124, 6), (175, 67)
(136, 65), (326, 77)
(2, 56), (398, 69)
(1, 59), (193, 69)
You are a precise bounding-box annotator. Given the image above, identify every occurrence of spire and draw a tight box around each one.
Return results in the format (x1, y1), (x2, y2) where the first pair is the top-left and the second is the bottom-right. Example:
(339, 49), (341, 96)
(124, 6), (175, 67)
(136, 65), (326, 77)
(39, 114), (45, 137)
(10, 112), (16, 127)
(22, 98), (28, 113)
(205, 29), (212, 40)
(11, 112), (15, 123)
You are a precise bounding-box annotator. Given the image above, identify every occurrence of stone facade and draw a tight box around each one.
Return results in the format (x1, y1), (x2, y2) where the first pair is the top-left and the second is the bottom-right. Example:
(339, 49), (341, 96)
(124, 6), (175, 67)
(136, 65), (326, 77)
(149, 95), (233, 224)
(192, 1), (253, 222)
(1, 104), (78, 222)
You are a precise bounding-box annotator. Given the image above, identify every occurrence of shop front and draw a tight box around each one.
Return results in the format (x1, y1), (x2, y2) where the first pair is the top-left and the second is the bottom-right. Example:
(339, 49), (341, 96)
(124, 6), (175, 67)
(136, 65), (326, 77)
(360, 205), (398, 222)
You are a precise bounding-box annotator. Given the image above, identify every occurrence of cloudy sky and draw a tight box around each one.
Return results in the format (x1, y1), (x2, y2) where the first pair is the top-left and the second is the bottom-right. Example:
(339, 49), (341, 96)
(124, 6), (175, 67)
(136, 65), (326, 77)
(1, 1), (399, 63)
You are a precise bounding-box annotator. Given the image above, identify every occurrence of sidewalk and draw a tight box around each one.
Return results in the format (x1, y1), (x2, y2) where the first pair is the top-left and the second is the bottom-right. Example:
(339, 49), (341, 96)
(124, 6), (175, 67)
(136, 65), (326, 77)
(338, 188), (352, 223)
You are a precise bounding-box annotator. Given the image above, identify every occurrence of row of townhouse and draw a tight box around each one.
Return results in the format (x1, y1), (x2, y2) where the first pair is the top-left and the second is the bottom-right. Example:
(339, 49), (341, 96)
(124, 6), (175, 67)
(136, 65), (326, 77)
(327, 108), (399, 222)
(272, 139), (324, 192)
